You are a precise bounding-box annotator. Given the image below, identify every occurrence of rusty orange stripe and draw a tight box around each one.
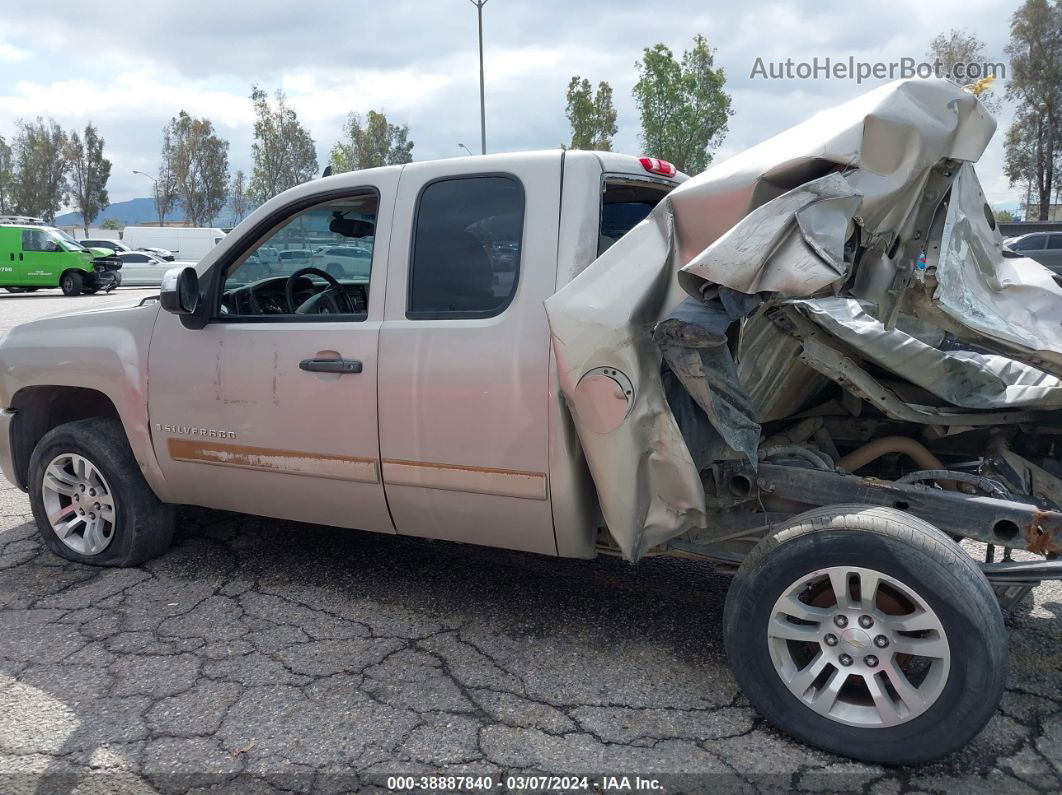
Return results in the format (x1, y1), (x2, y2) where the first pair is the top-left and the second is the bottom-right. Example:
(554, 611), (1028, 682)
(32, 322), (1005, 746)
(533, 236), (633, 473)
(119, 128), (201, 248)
(382, 458), (547, 500)
(167, 439), (379, 483)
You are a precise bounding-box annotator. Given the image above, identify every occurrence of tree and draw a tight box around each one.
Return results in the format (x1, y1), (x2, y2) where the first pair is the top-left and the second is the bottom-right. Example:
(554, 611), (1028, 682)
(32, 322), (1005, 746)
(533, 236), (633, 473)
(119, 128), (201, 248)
(329, 110), (413, 172)
(0, 134), (12, 214)
(565, 77), (618, 150)
(248, 87), (318, 204)
(926, 29), (1003, 113)
(230, 169), (248, 225)
(994, 208), (1016, 223)
(101, 218), (123, 231)
(633, 35), (732, 175)
(65, 124), (111, 234)
(160, 111), (230, 226)
(154, 129), (179, 227)
(1003, 0), (1062, 220)
(11, 118), (68, 222)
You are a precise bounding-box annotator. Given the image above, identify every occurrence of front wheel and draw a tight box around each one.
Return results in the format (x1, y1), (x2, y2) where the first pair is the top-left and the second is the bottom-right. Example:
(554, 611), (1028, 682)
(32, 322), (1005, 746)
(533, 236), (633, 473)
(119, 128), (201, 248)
(28, 418), (175, 567)
(723, 505), (1006, 764)
(60, 271), (83, 296)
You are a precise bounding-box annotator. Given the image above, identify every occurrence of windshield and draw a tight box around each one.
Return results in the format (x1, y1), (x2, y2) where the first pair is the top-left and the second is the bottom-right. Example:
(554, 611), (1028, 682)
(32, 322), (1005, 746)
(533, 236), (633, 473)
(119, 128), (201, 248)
(52, 230), (85, 251)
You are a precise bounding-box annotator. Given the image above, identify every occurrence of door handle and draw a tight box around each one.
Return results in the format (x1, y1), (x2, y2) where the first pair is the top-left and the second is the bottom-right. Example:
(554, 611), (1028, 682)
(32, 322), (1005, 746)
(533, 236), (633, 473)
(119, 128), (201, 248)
(299, 357), (363, 374)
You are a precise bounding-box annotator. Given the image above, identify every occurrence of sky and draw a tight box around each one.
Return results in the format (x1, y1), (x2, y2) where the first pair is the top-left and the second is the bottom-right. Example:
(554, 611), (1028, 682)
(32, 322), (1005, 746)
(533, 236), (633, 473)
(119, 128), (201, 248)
(0, 0), (1026, 209)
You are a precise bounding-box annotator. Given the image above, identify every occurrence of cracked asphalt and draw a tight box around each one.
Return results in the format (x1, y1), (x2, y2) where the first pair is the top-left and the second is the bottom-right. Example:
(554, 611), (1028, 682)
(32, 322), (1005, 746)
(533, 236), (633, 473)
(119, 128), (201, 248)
(1, 475), (1061, 794)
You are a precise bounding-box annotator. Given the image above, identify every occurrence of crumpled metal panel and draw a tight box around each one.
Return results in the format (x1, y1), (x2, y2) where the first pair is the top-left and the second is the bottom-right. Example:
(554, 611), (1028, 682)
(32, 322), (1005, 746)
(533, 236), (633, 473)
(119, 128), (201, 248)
(930, 163), (1062, 377)
(794, 297), (1062, 409)
(678, 173), (862, 297)
(653, 294), (763, 468)
(545, 208), (709, 562)
(544, 78), (1041, 562)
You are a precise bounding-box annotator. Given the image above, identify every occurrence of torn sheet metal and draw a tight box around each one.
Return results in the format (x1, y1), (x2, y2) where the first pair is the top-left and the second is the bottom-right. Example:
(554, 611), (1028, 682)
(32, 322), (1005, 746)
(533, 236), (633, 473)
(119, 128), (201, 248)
(545, 78), (1054, 562)
(653, 293), (763, 467)
(794, 297), (1062, 410)
(677, 173), (861, 298)
(925, 163), (1062, 377)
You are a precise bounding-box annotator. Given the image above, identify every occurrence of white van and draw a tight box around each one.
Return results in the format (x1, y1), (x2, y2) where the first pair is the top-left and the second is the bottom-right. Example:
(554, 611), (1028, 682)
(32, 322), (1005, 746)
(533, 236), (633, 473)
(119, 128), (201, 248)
(121, 227), (226, 262)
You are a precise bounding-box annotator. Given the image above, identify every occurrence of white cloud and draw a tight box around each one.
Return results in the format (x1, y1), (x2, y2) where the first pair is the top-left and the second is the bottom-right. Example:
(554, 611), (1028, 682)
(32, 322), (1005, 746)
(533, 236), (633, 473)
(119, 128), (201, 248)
(0, 42), (31, 63)
(0, 0), (1027, 207)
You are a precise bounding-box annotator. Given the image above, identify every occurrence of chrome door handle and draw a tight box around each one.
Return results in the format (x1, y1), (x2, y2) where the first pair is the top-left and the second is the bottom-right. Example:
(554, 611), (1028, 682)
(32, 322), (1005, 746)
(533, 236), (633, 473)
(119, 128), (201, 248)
(299, 358), (363, 374)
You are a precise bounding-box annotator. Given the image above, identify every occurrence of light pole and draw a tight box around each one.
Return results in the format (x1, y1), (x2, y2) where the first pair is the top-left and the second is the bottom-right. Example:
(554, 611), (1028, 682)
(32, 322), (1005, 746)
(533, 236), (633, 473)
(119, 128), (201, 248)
(469, 0), (488, 155)
(133, 170), (163, 227)
(458, 143), (474, 157)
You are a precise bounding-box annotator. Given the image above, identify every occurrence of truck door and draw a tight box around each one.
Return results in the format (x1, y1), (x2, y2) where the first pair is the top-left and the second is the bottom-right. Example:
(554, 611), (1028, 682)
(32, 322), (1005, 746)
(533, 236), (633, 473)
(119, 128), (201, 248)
(378, 153), (562, 554)
(146, 176), (397, 535)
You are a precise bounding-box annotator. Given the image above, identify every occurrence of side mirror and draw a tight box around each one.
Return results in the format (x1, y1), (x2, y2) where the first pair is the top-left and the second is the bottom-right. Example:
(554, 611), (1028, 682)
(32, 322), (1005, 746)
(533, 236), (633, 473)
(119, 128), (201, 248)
(160, 265), (200, 315)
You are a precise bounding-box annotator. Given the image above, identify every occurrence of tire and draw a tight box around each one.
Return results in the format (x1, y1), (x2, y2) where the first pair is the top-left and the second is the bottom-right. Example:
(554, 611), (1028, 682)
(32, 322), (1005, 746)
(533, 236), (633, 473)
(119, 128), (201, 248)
(28, 418), (175, 567)
(723, 505), (1006, 764)
(60, 271), (84, 296)
(325, 262), (345, 279)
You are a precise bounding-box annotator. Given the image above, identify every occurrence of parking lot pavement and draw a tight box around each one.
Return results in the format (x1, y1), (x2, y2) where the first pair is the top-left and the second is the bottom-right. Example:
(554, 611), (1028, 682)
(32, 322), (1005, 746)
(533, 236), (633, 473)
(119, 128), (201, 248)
(0, 288), (159, 334)
(0, 481), (1060, 793)
(0, 298), (1059, 793)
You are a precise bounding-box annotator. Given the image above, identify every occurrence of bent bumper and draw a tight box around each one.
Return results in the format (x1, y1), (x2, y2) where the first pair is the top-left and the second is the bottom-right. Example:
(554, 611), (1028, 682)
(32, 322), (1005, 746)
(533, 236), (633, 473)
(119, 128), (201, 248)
(87, 269), (122, 291)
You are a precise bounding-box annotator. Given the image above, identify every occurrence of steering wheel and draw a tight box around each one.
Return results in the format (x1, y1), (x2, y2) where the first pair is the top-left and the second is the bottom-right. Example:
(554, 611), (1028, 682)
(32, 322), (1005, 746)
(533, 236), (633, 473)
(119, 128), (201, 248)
(284, 267), (355, 315)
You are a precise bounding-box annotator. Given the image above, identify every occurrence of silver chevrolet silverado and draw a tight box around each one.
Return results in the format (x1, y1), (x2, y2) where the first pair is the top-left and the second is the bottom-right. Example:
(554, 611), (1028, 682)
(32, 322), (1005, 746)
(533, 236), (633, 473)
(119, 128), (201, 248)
(1, 79), (1060, 765)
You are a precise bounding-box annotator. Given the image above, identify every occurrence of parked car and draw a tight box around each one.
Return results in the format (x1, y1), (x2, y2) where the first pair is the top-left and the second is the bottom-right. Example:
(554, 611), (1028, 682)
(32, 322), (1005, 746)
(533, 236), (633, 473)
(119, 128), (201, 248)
(0, 223), (121, 295)
(1004, 231), (1062, 275)
(80, 238), (133, 254)
(136, 246), (175, 261)
(308, 245), (372, 278)
(278, 249), (311, 267)
(113, 251), (193, 287)
(2, 80), (1061, 765)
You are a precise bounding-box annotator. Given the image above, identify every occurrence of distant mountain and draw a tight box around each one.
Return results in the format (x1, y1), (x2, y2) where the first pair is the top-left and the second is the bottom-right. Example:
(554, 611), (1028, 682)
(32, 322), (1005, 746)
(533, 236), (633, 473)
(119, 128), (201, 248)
(57, 197), (248, 228)
(56, 197), (180, 226)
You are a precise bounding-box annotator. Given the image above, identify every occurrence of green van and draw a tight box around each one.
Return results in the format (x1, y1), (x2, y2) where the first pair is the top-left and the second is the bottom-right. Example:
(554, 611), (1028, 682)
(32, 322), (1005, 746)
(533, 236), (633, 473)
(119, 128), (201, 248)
(0, 223), (122, 295)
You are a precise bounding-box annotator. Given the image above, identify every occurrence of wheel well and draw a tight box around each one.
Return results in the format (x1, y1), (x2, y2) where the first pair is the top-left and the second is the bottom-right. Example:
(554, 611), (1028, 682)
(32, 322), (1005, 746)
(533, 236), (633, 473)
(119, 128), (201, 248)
(9, 386), (120, 488)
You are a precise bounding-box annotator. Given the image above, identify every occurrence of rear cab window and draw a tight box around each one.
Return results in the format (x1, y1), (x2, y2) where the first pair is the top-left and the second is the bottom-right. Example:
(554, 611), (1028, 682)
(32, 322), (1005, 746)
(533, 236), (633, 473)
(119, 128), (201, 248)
(598, 177), (674, 255)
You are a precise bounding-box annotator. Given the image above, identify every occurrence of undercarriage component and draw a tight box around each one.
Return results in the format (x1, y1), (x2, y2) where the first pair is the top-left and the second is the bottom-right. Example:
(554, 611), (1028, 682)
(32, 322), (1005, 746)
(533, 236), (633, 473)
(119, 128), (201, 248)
(836, 436), (943, 474)
(754, 463), (1062, 555)
(981, 559), (1062, 610)
(982, 558), (1062, 583)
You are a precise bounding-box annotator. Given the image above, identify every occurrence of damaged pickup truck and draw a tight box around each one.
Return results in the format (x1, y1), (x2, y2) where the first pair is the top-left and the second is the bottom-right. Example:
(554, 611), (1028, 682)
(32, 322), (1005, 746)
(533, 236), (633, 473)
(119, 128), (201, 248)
(0, 78), (1058, 764)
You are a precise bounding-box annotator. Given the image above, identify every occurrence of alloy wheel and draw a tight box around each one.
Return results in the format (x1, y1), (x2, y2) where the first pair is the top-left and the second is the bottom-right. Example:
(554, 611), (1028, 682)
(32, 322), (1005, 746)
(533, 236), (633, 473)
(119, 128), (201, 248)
(40, 453), (117, 556)
(767, 565), (950, 727)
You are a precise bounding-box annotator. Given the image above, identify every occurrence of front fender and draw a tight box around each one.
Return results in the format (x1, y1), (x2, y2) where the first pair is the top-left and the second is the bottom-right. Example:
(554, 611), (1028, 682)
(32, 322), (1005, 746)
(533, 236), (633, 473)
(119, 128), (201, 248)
(0, 302), (172, 500)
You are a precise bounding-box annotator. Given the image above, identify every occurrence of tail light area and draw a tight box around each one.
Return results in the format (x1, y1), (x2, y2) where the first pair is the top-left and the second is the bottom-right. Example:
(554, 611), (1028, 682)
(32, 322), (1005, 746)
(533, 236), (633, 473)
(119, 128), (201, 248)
(639, 157), (677, 177)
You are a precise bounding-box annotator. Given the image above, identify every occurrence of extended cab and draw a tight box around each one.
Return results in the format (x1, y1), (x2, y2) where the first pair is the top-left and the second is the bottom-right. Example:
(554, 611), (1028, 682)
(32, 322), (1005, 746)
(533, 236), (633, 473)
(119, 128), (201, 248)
(0, 221), (122, 295)
(0, 150), (675, 562)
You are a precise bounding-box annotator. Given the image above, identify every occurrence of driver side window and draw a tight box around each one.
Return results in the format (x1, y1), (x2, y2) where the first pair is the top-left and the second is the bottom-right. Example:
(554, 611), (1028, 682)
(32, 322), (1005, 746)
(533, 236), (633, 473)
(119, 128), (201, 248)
(220, 191), (377, 320)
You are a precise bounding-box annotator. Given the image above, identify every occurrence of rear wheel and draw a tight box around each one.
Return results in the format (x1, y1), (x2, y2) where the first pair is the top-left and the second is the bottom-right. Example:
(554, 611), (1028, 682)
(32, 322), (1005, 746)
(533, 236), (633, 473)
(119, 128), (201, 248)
(723, 505), (1006, 764)
(28, 418), (174, 567)
(60, 271), (83, 296)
